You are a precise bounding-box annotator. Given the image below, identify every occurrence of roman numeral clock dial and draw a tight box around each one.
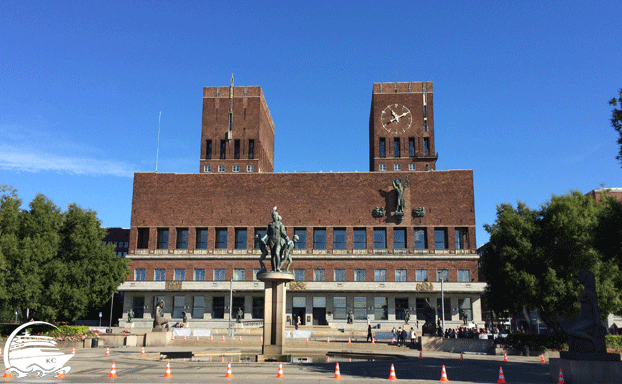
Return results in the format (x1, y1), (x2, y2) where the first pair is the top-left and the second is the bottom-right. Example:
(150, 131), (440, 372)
(381, 104), (412, 134)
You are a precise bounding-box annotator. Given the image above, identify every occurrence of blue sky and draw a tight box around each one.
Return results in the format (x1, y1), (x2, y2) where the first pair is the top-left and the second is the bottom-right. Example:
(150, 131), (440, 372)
(1, 1), (620, 247)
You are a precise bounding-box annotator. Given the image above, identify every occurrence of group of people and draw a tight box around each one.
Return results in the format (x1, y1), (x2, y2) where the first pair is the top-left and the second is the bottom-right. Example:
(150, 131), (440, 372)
(441, 326), (501, 339)
(391, 326), (417, 347)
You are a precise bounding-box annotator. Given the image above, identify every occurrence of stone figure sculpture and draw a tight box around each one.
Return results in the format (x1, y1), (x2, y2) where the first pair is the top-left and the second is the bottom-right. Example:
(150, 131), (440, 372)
(127, 309), (134, 323)
(560, 269), (607, 354)
(256, 234), (270, 272)
(279, 235), (298, 272)
(392, 177), (409, 214)
(266, 210), (290, 272)
(347, 310), (353, 324)
(404, 308), (410, 324)
(153, 300), (169, 330)
(237, 308), (244, 323)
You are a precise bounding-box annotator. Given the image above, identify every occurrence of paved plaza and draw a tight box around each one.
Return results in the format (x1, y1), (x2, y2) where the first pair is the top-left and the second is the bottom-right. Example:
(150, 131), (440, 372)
(3, 342), (552, 383)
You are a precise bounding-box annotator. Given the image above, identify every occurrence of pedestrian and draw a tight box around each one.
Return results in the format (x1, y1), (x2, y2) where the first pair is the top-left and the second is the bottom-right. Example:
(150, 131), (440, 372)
(401, 328), (408, 348)
(415, 320), (419, 329)
(397, 327), (402, 346)
(410, 327), (416, 347)
(391, 327), (397, 341)
(294, 315), (298, 330)
(367, 324), (373, 342)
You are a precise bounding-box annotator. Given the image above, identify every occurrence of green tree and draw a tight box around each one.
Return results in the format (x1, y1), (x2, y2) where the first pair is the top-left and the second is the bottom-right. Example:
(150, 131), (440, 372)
(482, 191), (622, 332)
(0, 187), (129, 322)
(610, 89), (622, 166)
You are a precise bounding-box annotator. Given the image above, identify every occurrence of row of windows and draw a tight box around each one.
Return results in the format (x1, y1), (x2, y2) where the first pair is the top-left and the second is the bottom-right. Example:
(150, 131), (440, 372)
(206, 139), (254, 160)
(203, 165), (255, 173)
(138, 227), (469, 250)
(105, 241), (129, 248)
(379, 137), (430, 158)
(136, 268), (471, 283)
(378, 163), (429, 171)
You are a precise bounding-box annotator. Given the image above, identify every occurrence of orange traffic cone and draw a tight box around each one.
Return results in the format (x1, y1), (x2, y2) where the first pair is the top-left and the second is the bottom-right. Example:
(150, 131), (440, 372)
(460, 351), (463, 360)
(497, 366), (506, 383)
(260, 335), (263, 342)
(391, 338), (395, 345)
(306, 337), (309, 343)
(105, 346), (110, 356)
(222, 335), (226, 342)
(2, 368), (12, 379)
(221, 355), (224, 363)
(71, 347), (76, 356)
(327, 337), (330, 343)
(348, 337), (351, 344)
(182, 335), (186, 341)
(107, 361), (118, 379)
(238, 336), (242, 342)
(326, 356), (330, 363)
(0, 347), (2, 356)
(162, 361), (173, 378)
(210, 335), (213, 341)
(276, 362), (285, 378)
(195, 335), (199, 341)
(388, 364), (398, 380)
(419, 350), (423, 359)
(540, 354), (545, 363)
(224, 362), (233, 378)
(372, 337), (375, 344)
(333, 362), (342, 379)
(557, 368), (564, 384)
(440, 365), (449, 382)
(140, 347), (145, 355)
(171, 335), (175, 341)
(55, 370), (66, 379)
(503, 352), (508, 362)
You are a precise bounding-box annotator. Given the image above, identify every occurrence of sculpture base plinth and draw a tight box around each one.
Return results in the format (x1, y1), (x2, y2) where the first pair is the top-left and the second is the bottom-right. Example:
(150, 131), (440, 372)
(257, 271), (294, 362)
(551, 357), (622, 383)
(560, 351), (621, 361)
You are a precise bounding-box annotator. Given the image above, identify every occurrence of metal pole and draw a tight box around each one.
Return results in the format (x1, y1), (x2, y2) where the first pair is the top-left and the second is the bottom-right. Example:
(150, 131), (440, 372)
(229, 276), (233, 338)
(109, 292), (114, 328)
(441, 279), (445, 335)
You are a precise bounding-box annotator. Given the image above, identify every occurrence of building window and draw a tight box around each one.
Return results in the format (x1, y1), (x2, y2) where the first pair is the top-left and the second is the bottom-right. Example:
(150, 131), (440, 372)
(195, 269), (205, 281)
(333, 228), (346, 249)
(157, 228), (169, 249)
(247, 165), (254, 172)
(459, 298), (473, 322)
(375, 269), (386, 281)
(395, 269), (407, 281)
(423, 105), (427, 118)
(155, 269), (166, 281)
(196, 228), (208, 249)
(313, 228), (326, 249)
(193, 296), (205, 319)
(137, 228), (149, 249)
(374, 297), (388, 320)
(218, 165), (225, 172)
(215, 228), (227, 249)
(379, 164), (386, 171)
(394, 138), (400, 157)
(254, 228), (267, 249)
(353, 297), (367, 320)
(232, 165), (240, 172)
(234, 139), (240, 159)
(212, 296), (225, 319)
(393, 228), (406, 249)
(220, 140), (226, 159)
(334, 269), (346, 282)
(135, 269), (146, 281)
(436, 269), (449, 282)
(235, 228), (247, 249)
(455, 228), (468, 249)
(394, 164), (401, 171)
(416, 269), (428, 282)
(408, 164), (416, 171)
(294, 269), (305, 281)
(233, 269), (245, 281)
(354, 269), (366, 282)
(174, 269), (185, 281)
(434, 228), (448, 249)
(294, 228), (306, 249)
(204, 165), (211, 172)
(425, 164), (430, 171)
(395, 298), (408, 320)
(437, 298), (451, 321)
(423, 138), (430, 157)
(379, 138), (386, 158)
(248, 139), (254, 159)
(373, 228), (386, 249)
(333, 297), (347, 320)
(353, 228), (366, 249)
(252, 297), (264, 319)
(214, 269), (225, 281)
(424, 120), (428, 132)
(314, 269), (325, 281)
(206, 140), (212, 159)
(409, 138), (415, 157)
(414, 229), (427, 249)
(173, 296), (185, 318)
(458, 269), (470, 282)
(176, 228), (188, 249)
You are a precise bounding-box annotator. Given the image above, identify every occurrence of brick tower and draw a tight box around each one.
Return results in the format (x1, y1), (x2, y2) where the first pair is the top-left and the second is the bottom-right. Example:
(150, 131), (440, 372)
(369, 82), (437, 172)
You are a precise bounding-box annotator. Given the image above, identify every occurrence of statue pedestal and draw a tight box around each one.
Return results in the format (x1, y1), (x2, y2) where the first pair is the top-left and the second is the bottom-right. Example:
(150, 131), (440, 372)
(257, 271), (294, 362)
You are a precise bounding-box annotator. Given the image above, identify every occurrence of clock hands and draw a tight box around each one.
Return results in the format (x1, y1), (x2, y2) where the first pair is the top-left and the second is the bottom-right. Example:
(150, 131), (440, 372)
(388, 109), (409, 124)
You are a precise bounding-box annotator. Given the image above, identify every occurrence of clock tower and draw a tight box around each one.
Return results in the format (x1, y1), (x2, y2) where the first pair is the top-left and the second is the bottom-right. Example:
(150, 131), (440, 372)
(369, 81), (437, 172)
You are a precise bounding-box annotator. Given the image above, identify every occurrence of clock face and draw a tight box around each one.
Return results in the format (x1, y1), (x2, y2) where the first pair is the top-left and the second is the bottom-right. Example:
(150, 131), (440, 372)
(381, 104), (412, 134)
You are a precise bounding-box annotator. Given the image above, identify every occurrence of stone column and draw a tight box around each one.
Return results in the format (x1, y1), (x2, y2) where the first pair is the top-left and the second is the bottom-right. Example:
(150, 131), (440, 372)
(258, 271), (294, 360)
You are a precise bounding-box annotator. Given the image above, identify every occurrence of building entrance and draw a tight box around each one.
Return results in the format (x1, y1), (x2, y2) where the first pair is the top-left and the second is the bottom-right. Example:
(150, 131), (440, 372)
(313, 308), (326, 325)
(292, 308), (306, 326)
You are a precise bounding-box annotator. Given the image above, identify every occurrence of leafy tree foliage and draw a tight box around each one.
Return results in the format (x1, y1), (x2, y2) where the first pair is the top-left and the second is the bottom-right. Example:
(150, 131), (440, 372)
(0, 186), (129, 322)
(610, 89), (622, 166)
(482, 191), (622, 331)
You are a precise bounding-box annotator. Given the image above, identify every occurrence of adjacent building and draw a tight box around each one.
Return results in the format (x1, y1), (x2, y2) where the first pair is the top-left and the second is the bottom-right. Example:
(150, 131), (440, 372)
(118, 80), (485, 329)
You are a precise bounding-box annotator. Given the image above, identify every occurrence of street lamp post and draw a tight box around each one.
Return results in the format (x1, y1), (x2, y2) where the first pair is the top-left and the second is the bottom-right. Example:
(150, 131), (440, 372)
(229, 277), (234, 338)
(441, 279), (445, 335)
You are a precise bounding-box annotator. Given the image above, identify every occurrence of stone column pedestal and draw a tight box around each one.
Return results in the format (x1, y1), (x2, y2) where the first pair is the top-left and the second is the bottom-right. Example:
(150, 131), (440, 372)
(257, 271), (294, 361)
